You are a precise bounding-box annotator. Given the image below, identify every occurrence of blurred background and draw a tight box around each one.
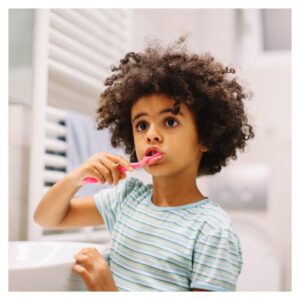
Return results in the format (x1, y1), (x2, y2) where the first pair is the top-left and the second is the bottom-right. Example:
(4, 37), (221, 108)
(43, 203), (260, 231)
(9, 9), (291, 291)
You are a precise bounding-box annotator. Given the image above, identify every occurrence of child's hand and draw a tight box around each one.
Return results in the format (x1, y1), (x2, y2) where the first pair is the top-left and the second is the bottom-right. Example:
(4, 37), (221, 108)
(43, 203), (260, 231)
(73, 247), (118, 291)
(70, 152), (133, 186)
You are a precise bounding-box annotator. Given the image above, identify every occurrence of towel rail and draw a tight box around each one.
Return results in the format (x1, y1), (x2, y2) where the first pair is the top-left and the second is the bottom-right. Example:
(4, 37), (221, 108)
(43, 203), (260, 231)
(28, 8), (132, 242)
(44, 154), (67, 168)
(44, 106), (68, 185)
(78, 9), (128, 43)
(45, 137), (67, 152)
(49, 43), (107, 80)
(45, 122), (67, 137)
(52, 9), (124, 54)
(44, 170), (66, 182)
(46, 105), (67, 120)
(48, 58), (102, 90)
(49, 12), (120, 59)
(49, 28), (109, 70)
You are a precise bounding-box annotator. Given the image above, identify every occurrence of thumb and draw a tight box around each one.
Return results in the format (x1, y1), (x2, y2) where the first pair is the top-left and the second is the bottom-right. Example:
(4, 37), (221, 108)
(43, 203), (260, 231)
(119, 172), (127, 180)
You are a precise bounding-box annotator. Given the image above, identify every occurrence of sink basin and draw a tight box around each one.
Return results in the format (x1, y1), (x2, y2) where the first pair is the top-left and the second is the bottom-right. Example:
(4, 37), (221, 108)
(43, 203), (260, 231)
(9, 241), (109, 291)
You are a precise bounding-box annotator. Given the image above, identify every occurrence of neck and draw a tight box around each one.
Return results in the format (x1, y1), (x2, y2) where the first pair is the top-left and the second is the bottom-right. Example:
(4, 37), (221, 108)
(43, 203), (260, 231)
(151, 169), (206, 207)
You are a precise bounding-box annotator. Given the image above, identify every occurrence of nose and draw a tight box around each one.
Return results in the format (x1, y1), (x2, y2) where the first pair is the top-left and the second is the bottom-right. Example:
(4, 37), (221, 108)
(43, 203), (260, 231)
(146, 124), (162, 144)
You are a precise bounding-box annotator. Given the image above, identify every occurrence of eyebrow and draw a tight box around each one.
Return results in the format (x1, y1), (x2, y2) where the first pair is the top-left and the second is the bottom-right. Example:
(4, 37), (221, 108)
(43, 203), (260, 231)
(132, 108), (184, 123)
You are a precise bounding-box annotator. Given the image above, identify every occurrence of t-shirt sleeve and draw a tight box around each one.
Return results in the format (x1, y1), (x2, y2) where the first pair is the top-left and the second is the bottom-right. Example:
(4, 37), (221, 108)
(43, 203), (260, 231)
(190, 228), (243, 291)
(93, 177), (135, 234)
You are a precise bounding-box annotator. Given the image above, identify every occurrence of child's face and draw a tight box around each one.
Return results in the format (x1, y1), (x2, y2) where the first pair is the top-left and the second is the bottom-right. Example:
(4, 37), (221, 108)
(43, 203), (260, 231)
(131, 94), (205, 178)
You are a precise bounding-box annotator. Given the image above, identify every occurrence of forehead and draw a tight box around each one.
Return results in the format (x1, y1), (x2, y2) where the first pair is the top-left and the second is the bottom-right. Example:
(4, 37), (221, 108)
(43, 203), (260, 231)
(132, 94), (173, 111)
(131, 94), (190, 116)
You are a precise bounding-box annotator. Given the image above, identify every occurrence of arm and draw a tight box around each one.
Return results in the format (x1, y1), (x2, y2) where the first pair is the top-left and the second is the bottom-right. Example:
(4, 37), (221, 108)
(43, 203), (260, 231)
(34, 152), (132, 229)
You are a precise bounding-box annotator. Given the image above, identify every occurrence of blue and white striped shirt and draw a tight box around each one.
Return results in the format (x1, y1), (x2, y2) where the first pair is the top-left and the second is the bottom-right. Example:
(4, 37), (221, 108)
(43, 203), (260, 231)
(94, 177), (242, 291)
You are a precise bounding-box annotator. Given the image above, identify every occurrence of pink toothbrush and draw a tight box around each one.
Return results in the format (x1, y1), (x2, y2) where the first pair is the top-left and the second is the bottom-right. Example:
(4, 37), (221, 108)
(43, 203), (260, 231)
(84, 152), (163, 184)
(117, 151), (163, 174)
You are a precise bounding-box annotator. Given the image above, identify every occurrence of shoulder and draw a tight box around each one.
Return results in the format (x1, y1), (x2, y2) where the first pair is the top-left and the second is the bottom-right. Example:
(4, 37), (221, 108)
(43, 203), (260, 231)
(194, 202), (242, 256)
(125, 176), (147, 190)
(192, 199), (238, 237)
(124, 176), (151, 195)
(115, 176), (152, 206)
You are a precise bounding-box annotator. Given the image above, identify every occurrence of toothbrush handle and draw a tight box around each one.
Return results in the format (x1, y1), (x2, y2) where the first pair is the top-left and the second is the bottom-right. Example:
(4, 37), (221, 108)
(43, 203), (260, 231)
(118, 161), (144, 173)
(84, 162), (144, 183)
(83, 177), (98, 184)
(84, 165), (129, 183)
(117, 162), (141, 174)
(117, 165), (128, 174)
(83, 167), (128, 184)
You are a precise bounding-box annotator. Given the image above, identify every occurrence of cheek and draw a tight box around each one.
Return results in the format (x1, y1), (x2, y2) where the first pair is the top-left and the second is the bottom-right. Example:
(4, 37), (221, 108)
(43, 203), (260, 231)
(171, 128), (199, 146)
(176, 129), (201, 155)
(132, 134), (143, 158)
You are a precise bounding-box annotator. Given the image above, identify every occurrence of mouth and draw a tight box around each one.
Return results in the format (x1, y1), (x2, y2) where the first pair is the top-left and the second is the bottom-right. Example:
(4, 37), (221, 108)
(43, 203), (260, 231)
(144, 147), (163, 157)
(143, 148), (165, 167)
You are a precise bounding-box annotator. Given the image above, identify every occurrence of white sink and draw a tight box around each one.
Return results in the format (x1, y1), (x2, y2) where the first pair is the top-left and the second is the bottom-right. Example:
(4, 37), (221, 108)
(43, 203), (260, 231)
(9, 241), (109, 291)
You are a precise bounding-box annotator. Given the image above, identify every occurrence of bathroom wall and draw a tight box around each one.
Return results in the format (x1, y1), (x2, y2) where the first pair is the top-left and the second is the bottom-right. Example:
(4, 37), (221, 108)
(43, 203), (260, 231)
(131, 9), (236, 63)
(236, 61), (291, 290)
(9, 9), (35, 239)
(9, 104), (31, 240)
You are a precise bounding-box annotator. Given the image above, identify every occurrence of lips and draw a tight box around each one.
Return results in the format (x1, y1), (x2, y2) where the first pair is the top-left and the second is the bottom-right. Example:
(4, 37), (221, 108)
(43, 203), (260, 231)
(144, 147), (163, 157)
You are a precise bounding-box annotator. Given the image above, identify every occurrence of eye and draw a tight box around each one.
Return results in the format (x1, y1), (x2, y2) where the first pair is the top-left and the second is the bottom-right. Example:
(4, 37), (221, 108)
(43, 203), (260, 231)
(165, 118), (178, 127)
(136, 121), (148, 132)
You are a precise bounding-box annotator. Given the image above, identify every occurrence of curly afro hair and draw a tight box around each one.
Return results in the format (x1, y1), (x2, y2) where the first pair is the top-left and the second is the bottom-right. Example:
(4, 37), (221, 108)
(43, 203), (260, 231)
(96, 37), (254, 176)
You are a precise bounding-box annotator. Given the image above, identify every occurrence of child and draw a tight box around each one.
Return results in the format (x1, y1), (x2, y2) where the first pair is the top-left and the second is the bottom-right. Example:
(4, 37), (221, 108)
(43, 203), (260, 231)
(34, 37), (254, 291)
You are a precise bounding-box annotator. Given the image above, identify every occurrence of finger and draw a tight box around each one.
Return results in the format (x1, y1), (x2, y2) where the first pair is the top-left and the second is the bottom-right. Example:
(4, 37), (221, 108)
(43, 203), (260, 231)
(74, 254), (95, 272)
(95, 160), (114, 185)
(91, 165), (106, 184)
(100, 157), (120, 185)
(119, 172), (126, 180)
(79, 247), (98, 256)
(107, 156), (131, 183)
(79, 247), (93, 253)
(111, 165), (122, 185)
(106, 154), (133, 172)
(74, 253), (89, 264)
(72, 264), (93, 288)
(80, 248), (104, 261)
(74, 253), (88, 262)
(79, 247), (102, 257)
(84, 166), (105, 184)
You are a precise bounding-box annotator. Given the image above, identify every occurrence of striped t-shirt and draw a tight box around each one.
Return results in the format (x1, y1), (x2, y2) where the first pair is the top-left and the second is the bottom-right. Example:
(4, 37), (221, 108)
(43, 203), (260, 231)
(94, 177), (242, 291)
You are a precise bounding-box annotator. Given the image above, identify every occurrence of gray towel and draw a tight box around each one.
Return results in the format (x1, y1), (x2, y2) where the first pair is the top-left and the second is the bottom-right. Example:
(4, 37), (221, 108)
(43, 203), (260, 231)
(66, 110), (125, 196)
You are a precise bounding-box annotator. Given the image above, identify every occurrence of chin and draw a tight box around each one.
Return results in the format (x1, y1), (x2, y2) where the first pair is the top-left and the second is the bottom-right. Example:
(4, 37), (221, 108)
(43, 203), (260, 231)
(145, 165), (164, 175)
(146, 165), (176, 178)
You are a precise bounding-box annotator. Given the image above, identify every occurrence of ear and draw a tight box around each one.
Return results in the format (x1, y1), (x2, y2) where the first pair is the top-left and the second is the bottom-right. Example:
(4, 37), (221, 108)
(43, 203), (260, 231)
(199, 144), (208, 153)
